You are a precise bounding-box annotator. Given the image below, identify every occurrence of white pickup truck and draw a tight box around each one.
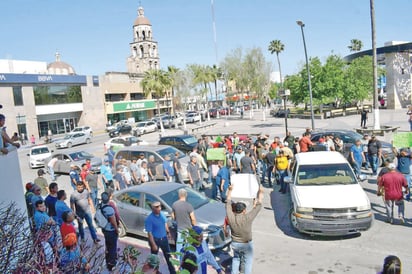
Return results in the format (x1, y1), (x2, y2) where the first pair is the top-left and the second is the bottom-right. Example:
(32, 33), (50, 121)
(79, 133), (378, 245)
(285, 151), (373, 236)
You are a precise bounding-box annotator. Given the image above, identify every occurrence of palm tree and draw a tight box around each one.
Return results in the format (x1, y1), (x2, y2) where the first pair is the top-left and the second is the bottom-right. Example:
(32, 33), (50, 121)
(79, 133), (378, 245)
(211, 64), (223, 103)
(141, 69), (169, 131)
(167, 66), (179, 113)
(268, 40), (285, 86)
(189, 64), (214, 120)
(348, 39), (363, 52)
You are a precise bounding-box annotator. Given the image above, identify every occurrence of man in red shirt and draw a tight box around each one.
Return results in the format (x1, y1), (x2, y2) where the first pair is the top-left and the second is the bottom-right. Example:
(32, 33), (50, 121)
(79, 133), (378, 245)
(299, 132), (314, 153)
(378, 163), (409, 224)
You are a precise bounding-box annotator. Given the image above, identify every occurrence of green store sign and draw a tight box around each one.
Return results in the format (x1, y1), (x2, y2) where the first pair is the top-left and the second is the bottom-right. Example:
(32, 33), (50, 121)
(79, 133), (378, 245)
(113, 101), (156, 112)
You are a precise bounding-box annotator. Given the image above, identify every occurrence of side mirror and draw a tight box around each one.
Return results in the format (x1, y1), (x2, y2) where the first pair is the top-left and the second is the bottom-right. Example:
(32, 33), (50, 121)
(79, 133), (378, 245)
(284, 176), (293, 184)
(26, 153), (30, 156)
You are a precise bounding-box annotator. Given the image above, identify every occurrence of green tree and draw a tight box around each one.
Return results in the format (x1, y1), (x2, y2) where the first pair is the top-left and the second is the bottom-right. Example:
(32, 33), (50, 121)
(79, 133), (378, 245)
(167, 65), (179, 112)
(140, 69), (170, 129)
(348, 39), (363, 52)
(188, 64), (213, 119)
(211, 64), (223, 102)
(318, 54), (346, 106)
(343, 55), (373, 104)
(268, 39), (285, 86)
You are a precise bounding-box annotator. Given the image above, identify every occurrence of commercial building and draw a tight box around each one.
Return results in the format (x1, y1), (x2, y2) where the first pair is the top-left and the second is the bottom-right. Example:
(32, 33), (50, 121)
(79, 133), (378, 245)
(0, 5), (171, 139)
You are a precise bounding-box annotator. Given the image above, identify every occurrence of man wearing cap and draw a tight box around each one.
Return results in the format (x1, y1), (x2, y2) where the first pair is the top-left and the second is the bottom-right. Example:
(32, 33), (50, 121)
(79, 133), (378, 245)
(145, 201), (176, 274)
(226, 185), (264, 274)
(232, 146), (245, 173)
(101, 159), (114, 190)
(100, 192), (119, 271)
(69, 164), (80, 190)
(378, 163), (409, 224)
(181, 226), (222, 274)
(367, 135), (382, 176)
(141, 254), (161, 273)
(34, 169), (49, 197)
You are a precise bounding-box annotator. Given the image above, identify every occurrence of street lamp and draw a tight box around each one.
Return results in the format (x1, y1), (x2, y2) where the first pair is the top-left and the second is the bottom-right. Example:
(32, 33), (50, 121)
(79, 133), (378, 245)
(296, 20), (315, 130)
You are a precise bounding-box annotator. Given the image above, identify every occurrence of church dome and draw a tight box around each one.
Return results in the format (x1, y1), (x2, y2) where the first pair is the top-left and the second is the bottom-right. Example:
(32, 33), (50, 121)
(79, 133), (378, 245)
(133, 6), (151, 26)
(47, 52), (76, 75)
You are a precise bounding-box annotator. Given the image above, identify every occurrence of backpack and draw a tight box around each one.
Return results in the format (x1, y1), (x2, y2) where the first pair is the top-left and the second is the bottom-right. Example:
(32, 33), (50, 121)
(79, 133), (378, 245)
(94, 203), (110, 229)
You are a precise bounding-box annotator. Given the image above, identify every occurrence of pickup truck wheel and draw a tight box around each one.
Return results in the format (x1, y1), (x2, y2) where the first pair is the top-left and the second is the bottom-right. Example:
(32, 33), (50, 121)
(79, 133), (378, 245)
(289, 207), (299, 231)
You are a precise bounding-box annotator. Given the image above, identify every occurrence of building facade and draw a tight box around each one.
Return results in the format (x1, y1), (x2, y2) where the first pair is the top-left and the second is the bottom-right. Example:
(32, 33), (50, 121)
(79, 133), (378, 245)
(0, 5), (172, 138)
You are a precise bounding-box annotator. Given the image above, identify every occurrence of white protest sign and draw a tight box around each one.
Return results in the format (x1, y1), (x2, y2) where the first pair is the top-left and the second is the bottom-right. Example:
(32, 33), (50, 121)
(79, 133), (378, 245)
(230, 173), (259, 199)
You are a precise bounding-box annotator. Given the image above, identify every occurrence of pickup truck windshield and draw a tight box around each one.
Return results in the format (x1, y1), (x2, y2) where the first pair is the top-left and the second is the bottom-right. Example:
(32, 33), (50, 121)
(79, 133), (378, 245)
(296, 163), (357, 186)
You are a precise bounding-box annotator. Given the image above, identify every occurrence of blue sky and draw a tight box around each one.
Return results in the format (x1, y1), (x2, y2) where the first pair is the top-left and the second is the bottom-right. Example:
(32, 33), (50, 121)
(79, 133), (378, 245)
(1, 0), (411, 76)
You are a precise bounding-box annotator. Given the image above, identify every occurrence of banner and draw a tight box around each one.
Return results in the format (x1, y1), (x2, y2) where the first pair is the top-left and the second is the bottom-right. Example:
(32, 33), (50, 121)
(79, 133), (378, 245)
(230, 173), (259, 199)
(392, 132), (412, 148)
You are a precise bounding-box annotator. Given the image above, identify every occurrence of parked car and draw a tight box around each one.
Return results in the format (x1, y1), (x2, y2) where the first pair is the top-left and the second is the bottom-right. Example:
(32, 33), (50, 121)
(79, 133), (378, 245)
(54, 132), (92, 149)
(158, 135), (198, 154)
(109, 124), (132, 138)
(114, 145), (190, 181)
(310, 129), (394, 165)
(185, 112), (201, 123)
(71, 126), (93, 136)
(46, 151), (102, 174)
(271, 108), (289, 118)
(27, 145), (52, 169)
(132, 120), (157, 136)
(154, 115), (183, 128)
(218, 107), (230, 115)
(208, 108), (218, 118)
(113, 182), (231, 250)
(106, 120), (130, 132)
(104, 135), (149, 152)
(286, 151), (373, 236)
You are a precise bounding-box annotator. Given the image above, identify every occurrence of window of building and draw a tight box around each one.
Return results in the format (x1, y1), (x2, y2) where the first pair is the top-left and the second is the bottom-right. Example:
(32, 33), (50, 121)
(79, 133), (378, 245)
(105, 93), (126, 102)
(13, 86), (23, 106)
(34, 85), (82, 105)
(130, 93), (145, 100)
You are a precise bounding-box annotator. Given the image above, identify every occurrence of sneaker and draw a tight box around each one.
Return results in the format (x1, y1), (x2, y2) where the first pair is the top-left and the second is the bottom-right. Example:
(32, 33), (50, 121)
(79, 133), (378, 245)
(94, 238), (101, 244)
(399, 217), (405, 224)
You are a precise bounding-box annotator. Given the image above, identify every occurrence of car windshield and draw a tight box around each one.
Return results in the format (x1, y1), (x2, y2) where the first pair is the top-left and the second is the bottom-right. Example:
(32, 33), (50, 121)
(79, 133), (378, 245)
(136, 122), (146, 127)
(63, 134), (74, 139)
(126, 136), (140, 143)
(32, 147), (49, 155)
(182, 136), (198, 145)
(160, 186), (209, 209)
(157, 147), (185, 159)
(72, 128), (82, 132)
(296, 163), (357, 186)
(69, 151), (93, 161)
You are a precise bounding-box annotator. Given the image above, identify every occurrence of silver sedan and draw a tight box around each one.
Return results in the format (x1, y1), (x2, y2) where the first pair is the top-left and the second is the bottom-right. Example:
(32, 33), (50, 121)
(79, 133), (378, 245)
(113, 182), (231, 251)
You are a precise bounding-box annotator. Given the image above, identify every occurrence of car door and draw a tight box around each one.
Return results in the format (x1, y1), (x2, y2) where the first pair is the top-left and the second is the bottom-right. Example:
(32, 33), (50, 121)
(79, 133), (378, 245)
(53, 154), (65, 174)
(75, 133), (86, 145)
(115, 191), (146, 235)
(148, 121), (156, 132)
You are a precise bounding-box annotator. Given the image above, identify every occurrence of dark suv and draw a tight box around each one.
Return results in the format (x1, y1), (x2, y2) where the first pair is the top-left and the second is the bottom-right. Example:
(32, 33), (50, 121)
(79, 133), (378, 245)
(158, 135), (198, 154)
(109, 124), (132, 138)
(310, 129), (394, 166)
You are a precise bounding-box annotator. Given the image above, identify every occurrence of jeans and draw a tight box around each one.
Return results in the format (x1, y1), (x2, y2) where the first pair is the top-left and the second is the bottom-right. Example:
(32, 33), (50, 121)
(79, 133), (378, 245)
(267, 165), (274, 186)
(103, 229), (118, 269)
(352, 161), (362, 177)
(48, 166), (56, 181)
(90, 187), (98, 208)
(259, 160), (267, 183)
(277, 169), (287, 193)
(363, 152), (370, 169)
(153, 237), (176, 274)
(384, 200), (404, 220)
(231, 240), (254, 274)
(220, 184), (229, 202)
(368, 154), (379, 175)
(193, 179), (202, 192)
(77, 212), (97, 241)
(175, 230), (187, 260)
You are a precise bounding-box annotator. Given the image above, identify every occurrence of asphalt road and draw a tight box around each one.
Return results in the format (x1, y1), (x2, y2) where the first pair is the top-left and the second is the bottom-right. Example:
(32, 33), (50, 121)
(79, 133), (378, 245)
(17, 108), (412, 273)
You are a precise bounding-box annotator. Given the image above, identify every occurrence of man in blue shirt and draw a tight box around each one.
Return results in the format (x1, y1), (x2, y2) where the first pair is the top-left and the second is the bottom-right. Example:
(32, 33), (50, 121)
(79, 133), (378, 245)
(163, 155), (175, 182)
(145, 201), (176, 274)
(100, 192), (119, 271)
(101, 159), (114, 190)
(55, 190), (72, 226)
(216, 160), (230, 202)
(34, 200), (55, 231)
(69, 165), (80, 190)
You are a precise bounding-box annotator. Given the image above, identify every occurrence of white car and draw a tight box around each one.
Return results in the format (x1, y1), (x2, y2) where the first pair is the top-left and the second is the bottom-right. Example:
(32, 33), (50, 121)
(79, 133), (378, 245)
(133, 120), (158, 135)
(55, 132), (92, 149)
(27, 145), (52, 169)
(71, 126), (93, 136)
(105, 135), (149, 152)
(286, 151), (372, 236)
(185, 112), (201, 123)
